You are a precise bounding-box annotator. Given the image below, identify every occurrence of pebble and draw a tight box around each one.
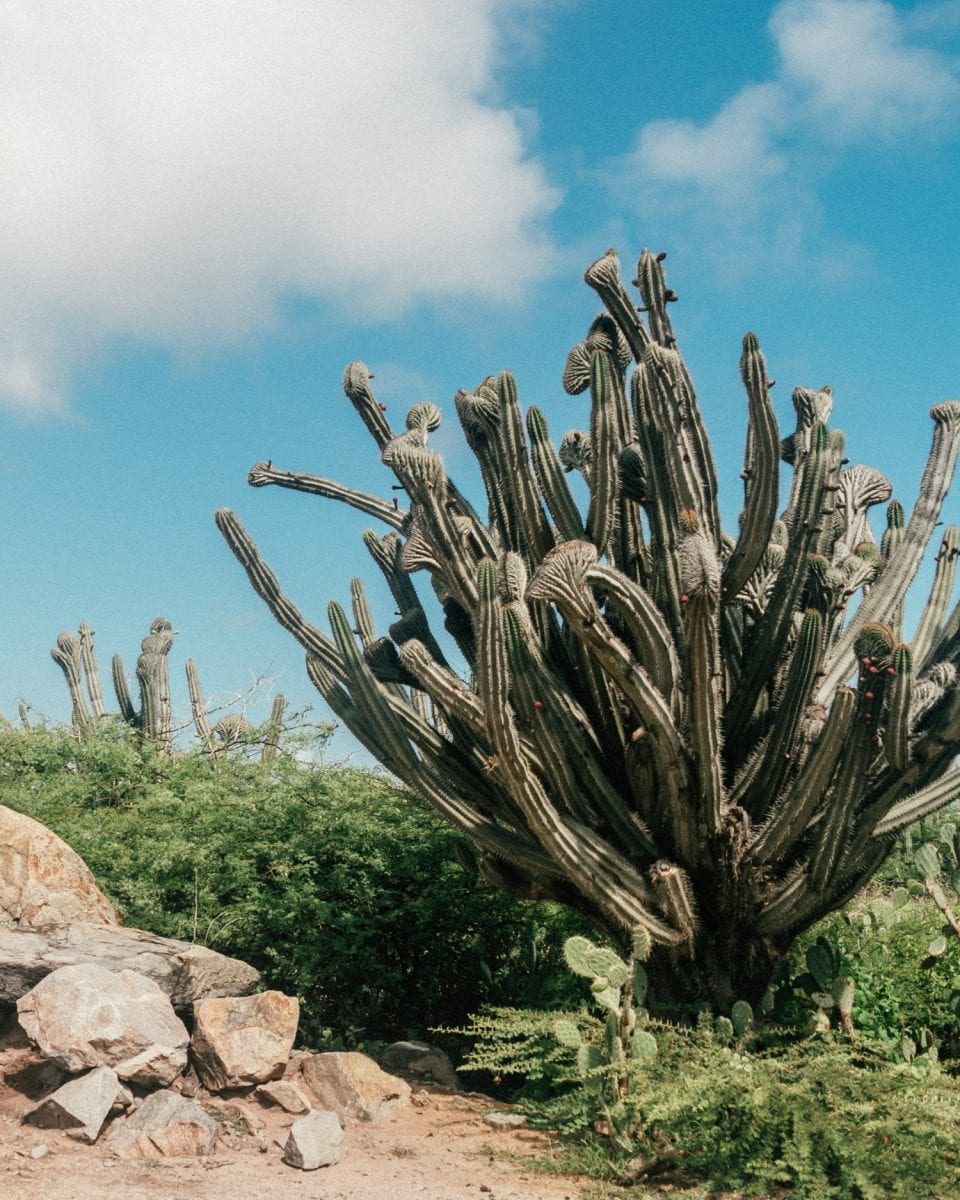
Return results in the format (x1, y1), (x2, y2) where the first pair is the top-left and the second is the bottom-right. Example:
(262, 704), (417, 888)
(482, 1111), (527, 1130)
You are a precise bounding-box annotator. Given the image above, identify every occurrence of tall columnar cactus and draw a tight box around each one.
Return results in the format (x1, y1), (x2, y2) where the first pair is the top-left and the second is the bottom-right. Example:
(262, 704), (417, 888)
(52, 620), (286, 760)
(216, 247), (960, 1009)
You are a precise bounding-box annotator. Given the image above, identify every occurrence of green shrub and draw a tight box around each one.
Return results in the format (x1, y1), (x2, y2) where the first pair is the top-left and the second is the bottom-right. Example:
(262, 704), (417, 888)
(0, 722), (582, 1042)
(457, 1008), (960, 1199)
(788, 884), (960, 1057)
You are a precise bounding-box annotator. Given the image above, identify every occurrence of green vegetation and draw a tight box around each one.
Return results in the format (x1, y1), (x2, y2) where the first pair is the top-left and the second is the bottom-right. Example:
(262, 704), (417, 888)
(0, 720), (584, 1044)
(453, 931), (960, 1199)
(217, 245), (960, 1011)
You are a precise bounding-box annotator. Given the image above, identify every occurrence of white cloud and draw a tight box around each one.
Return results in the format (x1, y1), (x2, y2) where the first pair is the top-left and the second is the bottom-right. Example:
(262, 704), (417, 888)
(0, 1), (560, 417)
(634, 84), (788, 211)
(772, 0), (960, 137)
(608, 0), (960, 278)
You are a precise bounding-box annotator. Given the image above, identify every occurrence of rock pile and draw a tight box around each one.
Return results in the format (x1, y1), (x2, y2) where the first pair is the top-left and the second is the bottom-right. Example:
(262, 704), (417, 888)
(4, 964), (450, 1170)
(0, 806), (460, 1172)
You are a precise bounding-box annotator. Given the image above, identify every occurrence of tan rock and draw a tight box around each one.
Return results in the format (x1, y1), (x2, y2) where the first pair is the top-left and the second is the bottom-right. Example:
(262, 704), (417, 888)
(190, 991), (299, 1092)
(16, 962), (188, 1086)
(105, 1088), (219, 1157)
(255, 1079), (311, 1114)
(282, 1109), (344, 1170)
(0, 806), (120, 930)
(300, 1051), (411, 1124)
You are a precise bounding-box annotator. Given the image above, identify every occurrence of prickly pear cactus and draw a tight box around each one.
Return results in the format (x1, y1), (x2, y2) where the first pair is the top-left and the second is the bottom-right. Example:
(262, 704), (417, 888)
(217, 245), (960, 1009)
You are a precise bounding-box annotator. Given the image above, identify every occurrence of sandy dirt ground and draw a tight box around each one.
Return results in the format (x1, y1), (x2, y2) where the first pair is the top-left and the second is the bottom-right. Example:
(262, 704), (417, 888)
(0, 1027), (591, 1200)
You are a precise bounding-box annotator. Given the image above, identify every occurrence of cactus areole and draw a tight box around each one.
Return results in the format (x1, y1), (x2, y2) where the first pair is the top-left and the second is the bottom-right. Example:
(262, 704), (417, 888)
(217, 248), (960, 1011)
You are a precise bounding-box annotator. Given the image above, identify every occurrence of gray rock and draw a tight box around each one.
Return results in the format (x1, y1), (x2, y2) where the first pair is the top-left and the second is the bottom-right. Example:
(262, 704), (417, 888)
(381, 1040), (461, 1090)
(0, 805), (121, 930)
(282, 1109), (344, 1170)
(300, 1051), (411, 1125)
(23, 1065), (129, 1143)
(0, 922), (259, 1006)
(191, 991), (299, 1092)
(255, 1079), (311, 1114)
(105, 1089), (219, 1157)
(16, 963), (189, 1086)
(483, 1110), (527, 1130)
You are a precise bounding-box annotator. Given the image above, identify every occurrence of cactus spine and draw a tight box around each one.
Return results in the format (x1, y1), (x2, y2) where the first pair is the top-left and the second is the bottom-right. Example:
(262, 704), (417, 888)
(217, 245), (960, 1010)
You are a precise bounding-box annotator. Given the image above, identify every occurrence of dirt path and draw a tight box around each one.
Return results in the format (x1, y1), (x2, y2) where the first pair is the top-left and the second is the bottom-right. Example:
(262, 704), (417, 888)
(1, 1075), (591, 1200)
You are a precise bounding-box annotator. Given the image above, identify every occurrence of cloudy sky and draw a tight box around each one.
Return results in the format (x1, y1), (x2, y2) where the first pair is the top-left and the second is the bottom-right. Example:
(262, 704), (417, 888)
(3, 0), (959, 755)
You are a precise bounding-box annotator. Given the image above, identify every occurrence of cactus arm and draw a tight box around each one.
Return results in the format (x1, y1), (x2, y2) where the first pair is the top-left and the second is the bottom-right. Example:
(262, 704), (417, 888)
(636, 249), (721, 549)
(478, 558), (682, 942)
(136, 617), (175, 747)
(527, 544), (697, 862)
(649, 860), (698, 948)
(721, 334), (780, 603)
(678, 525), (725, 832)
(456, 385), (516, 547)
(497, 371), (554, 561)
(836, 464), (892, 552)
(362, 530), (419, 613)
(807, 631), (895, 894)
(397, 639), (488, 732)
(454, 375), (551, 561)
(526, 407), (587, 541)
(260, 693), (286, 762)
(586, 350), (622, 558)
(883, 644), (913, 772)
(503, 605), (657, 858)
(349, 578), (377, 647)
(328, 601), (419, 774)
(634, 247), (675, 347)
(911, 526), (960, 673)
(51, 632), (92, 732)
(77, 623), (107, 719)
(629, 366), (686, 639)
(341, 361), (396, 450)
(381, 441), (483, 613)
(247, 461), (406, 531)
(585, 564), (680, 707)
(111, 654), (137, 724)
(583, 250), (650, 361)
(725, 423), (834, 754)
(735, 608), (825, 819)
(817, 403), (960, 704)
(748, 685), (856, 866)
(185, 658), (215, 751)
(215, 509), (342, 671)
(871, 769), (960, 836)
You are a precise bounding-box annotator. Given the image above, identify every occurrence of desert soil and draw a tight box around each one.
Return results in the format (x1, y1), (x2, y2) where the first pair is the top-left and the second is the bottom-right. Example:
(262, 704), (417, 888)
(0, 1026), (590, 1200)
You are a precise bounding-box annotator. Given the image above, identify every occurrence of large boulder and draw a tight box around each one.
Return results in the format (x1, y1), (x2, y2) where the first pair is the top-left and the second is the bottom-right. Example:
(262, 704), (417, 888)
(16, 963), (189, 1086)
(190, 991), (299, 1091)
(0, 806), (120, 930)
(0, 923), (260, 1006)
(299, 1051), (410, 1124)
(105, 1088), (219, 1157)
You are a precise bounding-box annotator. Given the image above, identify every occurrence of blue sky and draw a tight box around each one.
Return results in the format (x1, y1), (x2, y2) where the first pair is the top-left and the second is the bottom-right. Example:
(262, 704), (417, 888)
(2, 0), (959, 761)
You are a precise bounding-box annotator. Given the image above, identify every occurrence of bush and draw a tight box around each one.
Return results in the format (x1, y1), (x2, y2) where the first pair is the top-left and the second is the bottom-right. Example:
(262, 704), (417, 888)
(457, 1007), (960, 1199)
(0, 722), (582, 1043)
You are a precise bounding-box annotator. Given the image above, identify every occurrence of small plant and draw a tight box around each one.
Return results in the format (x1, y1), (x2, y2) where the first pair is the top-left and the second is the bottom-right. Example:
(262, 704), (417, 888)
(793, 934), (857, 1035)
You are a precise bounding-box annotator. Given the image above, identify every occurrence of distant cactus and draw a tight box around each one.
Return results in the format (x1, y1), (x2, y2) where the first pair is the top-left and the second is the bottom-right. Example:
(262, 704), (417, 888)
(52, 619), (286, 760)
(217, 246), (960, 1010)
